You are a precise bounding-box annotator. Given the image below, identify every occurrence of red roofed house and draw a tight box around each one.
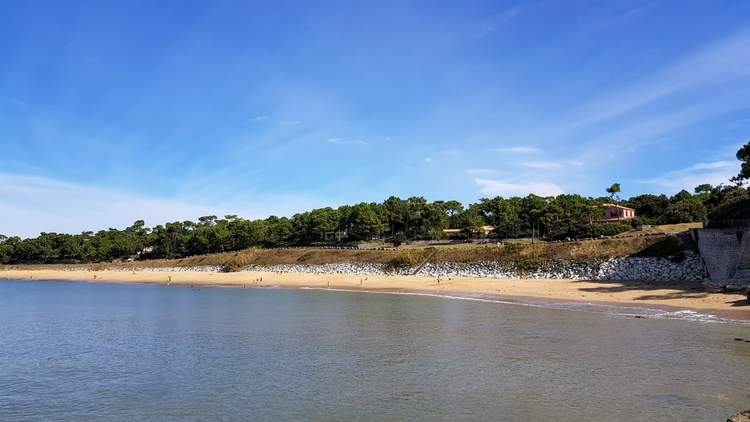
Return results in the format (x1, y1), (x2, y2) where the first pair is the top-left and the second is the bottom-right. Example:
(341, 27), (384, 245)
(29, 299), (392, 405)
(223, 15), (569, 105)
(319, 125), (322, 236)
(443, 225), (495, 235)
(600, 204), (636, 222)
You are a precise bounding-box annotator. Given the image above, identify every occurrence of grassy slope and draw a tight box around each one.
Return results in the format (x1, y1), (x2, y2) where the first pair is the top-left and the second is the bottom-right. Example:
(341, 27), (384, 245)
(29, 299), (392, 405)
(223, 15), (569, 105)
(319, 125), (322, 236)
(3, 235), (687, 271)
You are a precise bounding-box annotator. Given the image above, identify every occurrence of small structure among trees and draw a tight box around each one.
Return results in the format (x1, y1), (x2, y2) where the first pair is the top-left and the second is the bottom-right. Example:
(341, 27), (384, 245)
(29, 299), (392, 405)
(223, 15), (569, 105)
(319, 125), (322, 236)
(600, 204), (636, 222)
(442, 225), (495, 237)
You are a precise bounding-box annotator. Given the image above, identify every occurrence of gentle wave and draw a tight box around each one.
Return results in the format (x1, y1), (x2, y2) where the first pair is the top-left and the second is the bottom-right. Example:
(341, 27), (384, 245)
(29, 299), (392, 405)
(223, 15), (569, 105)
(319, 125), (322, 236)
(293, 286), (749, 325)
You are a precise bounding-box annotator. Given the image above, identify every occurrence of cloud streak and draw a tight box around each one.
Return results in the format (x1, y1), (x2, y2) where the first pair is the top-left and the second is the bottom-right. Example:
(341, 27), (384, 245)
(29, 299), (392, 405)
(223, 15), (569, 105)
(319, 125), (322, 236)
(518, 160), (583, 170)
(327, 137), (366, 145)
(0, 173), (325, 238)
(465, 168), (496, 176)
(474, 178), (564, 197)
(569, 29), (750, 130)
(636, 160), (739, 193)
(490, 146), (540, 154)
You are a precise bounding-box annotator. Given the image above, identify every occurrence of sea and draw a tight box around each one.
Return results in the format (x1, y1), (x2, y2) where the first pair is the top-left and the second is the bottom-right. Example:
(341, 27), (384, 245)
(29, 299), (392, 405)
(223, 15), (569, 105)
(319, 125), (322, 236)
(1, 279), (749, 421)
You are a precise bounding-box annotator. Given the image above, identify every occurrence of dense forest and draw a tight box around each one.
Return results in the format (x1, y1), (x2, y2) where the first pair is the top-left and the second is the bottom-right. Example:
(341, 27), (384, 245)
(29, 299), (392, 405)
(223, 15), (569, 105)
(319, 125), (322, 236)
(2, 142), (749, 265)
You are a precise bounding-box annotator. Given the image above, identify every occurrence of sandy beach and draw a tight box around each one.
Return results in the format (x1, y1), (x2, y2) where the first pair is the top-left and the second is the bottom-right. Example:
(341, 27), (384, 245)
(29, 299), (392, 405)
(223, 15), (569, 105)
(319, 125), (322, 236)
(2, 269), (748, 320)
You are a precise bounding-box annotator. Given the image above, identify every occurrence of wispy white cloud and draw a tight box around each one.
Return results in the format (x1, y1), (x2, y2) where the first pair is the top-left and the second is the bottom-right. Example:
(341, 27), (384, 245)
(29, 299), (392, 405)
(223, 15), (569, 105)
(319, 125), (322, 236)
(500, 5), (523, 23)
(250, 115), (268, 122)
(424, 157), (433, 164)
(327, 137), (366, 145)
(465, 168), (496, 176)
(0, 173), (227, 238)
(441, 148), (463, 157)
(490, 146), (540, 154)
(636, 160), (739, 193)
(0, 173), (324, 238)
(569, 29), (750, 130)
(474, 5), (523, 37)
(685, 161), (737, 171)
(474, 178), (563, 197)
(519, 160), (583, 170)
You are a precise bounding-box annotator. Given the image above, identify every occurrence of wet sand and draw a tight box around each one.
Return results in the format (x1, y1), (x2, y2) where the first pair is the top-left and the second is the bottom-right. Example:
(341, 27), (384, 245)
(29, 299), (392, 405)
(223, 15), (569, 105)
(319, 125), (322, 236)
(3, 269), (748, 320)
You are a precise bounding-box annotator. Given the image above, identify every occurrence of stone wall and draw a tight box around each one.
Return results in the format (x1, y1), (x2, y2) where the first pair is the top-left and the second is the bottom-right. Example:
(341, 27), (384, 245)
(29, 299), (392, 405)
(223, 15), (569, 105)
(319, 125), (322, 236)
(695, 228), (750, 281)
(78, 256), (707, 283)
(240, 256), (707, 282)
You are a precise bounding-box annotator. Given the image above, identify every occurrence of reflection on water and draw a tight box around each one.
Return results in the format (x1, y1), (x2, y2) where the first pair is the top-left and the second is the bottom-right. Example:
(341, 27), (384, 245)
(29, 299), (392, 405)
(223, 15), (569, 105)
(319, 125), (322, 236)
(0, 280), (749, 421)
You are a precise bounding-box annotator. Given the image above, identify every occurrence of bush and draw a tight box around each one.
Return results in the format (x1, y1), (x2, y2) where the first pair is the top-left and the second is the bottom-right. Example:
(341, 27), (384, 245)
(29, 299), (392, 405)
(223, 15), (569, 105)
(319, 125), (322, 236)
(707, 187), (750, 225)
(384, 253), (421, 271)
(389, 233), (408, 247)
(574, 222), (632, 238)
(659, 199), (707, 224)
(222, 261), (242, 272)
(297, 251), (314, 262)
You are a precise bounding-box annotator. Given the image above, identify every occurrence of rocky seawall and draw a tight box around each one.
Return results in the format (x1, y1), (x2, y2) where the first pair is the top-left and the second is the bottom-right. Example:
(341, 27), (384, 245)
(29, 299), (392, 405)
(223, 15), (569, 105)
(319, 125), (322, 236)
(88, 255), (708, 282)
(241, 256), (707, 281)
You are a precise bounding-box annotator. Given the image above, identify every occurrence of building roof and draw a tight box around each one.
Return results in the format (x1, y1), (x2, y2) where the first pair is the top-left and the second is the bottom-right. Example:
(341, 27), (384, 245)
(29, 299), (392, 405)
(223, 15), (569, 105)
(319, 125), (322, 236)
(442, 225), (495, 233)
(602, 203), (635, 211)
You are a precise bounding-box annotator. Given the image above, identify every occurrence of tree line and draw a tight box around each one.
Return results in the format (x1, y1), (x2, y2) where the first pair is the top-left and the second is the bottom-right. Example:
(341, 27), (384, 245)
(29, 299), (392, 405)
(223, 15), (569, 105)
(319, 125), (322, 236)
(1, 142), (748, 265)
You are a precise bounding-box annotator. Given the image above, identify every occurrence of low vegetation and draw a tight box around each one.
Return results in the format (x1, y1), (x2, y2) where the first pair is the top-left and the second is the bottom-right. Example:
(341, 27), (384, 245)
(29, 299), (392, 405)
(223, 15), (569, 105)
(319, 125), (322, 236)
(2, 235), (692, 272)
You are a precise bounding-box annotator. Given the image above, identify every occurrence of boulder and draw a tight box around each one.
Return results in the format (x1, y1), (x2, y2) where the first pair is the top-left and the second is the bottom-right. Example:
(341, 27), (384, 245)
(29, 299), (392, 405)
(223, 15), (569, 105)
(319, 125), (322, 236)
(728, 410), (750, 422)
(703, 280), (727, 293)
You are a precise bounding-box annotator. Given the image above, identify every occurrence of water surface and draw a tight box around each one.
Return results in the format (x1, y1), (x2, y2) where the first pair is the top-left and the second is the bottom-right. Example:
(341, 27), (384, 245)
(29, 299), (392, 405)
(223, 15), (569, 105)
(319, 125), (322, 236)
(1, 280), (749, 421)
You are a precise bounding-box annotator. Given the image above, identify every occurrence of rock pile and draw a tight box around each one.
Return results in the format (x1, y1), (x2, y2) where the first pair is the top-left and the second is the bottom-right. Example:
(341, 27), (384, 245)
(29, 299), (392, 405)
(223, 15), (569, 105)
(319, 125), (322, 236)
(86, 256), (707, 282)
(98, 266), (223, 273)
(728, 410), (750, 422)
(240, 256), (706, 282)
(244, 263), (388, 275)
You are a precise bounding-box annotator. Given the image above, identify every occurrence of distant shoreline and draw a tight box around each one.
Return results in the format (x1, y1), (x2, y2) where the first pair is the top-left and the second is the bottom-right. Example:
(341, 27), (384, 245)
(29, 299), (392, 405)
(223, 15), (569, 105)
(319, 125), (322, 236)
(2, 268), (748, 322)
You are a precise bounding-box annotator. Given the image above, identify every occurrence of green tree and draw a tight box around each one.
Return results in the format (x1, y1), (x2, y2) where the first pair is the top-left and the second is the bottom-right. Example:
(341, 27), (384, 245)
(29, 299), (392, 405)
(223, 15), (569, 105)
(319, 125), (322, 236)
(660, 199), (707, 224)
(626, 194), (670, 223)
(606, 183), (621, 203)
(350, 203), (385, 240)
(453, 208), (485, 236)
(731, 140), (750, 184)
(670, 189), (693, 203)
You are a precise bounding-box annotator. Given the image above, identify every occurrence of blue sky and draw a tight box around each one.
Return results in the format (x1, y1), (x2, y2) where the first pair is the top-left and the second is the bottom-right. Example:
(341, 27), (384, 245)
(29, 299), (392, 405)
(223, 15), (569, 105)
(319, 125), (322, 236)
(1, 0), (749, 237)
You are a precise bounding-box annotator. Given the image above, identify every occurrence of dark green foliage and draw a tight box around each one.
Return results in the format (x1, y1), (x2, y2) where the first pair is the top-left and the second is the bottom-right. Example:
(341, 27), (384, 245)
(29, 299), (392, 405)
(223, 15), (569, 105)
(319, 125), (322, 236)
(0, 192), (700, 264)
(606, 183), (621, 202)
(660, 199), (707, 224)
(705, 185), (750, 226)
(633, 236), (689, 261)
(625, 194), (670, 224)
(731, 140), (750, 184)
(221, 261), (242, 272)
(389, 233), (408, 247)
(3, 189), (746, 265)
(575, 222), (633, 238)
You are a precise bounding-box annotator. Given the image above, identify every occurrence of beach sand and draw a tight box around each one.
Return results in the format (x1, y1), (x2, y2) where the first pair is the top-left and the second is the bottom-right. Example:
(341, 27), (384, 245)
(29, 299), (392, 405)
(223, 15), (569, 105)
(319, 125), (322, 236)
(2, 268), (749, 320)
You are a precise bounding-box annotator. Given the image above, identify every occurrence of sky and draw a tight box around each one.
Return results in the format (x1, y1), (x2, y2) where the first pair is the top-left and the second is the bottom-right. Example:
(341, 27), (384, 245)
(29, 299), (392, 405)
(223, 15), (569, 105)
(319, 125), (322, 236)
(1, 0), (749, 237)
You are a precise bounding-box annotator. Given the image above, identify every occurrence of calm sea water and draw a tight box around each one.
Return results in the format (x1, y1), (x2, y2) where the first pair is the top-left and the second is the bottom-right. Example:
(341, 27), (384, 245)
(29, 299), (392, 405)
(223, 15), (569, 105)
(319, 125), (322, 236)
(1, 280), (749, 421)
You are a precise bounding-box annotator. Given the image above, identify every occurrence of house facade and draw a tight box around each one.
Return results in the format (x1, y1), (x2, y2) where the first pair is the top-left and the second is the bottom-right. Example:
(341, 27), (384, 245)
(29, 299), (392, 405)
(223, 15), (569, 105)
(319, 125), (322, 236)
(443, 225), (495, 235)
(600, 204), (636, 222)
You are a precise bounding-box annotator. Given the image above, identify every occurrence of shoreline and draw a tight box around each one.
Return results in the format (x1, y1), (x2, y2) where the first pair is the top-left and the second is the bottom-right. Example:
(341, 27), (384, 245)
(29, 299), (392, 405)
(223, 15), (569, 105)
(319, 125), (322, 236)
(2, 269), (748, 322)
